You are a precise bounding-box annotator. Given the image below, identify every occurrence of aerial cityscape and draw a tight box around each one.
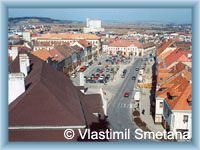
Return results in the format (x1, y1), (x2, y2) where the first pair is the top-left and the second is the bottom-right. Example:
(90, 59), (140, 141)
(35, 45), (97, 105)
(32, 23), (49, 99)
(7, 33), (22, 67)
(8, 8), (192, 141)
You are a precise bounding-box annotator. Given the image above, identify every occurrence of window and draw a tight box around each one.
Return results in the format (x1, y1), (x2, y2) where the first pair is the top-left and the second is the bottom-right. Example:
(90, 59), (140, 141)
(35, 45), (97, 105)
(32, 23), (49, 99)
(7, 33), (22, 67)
(183, 115), (188, 123)
(159, 102), (163, 108)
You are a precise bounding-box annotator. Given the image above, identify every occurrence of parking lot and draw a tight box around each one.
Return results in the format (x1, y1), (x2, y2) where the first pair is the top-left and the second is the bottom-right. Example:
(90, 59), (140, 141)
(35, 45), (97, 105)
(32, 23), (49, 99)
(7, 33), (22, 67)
(70, 53), (132, 87)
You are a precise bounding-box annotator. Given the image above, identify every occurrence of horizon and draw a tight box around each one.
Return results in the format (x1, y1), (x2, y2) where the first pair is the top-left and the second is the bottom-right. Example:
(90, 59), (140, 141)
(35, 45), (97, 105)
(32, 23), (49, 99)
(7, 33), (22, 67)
(9, 8), (192, 24)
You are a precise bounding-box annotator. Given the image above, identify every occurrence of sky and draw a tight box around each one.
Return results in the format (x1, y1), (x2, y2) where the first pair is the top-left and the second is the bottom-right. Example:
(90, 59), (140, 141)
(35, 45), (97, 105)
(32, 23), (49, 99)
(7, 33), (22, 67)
(9, 8), (192, 24)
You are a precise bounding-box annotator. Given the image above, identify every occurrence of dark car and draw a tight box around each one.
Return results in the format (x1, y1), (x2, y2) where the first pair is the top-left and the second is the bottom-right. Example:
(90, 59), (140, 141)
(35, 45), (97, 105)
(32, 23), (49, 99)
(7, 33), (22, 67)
(98, 62), (102, 65)
(96, 68), (100, 72)
(123, 69), (127, 73)
(135, 68), (139, 71)
(89, 61), (93, 65)
(96, 73), (100, 77)
(121, 74), (125, 78)
(132, 76), (136, 80)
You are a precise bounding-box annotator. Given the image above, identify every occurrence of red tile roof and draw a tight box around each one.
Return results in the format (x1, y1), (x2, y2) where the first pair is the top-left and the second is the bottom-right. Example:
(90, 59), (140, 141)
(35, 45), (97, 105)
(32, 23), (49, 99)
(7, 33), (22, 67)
(48, 49), (65, 62)
(157, 39), (177, 56)
(166, 82), (192, 110)
(31, 49), (52, 61)
(78, 39), (92, 48)
(35, 33), (101, 40)
(164, 48), (191, 68)
(109, 39), (142, 48)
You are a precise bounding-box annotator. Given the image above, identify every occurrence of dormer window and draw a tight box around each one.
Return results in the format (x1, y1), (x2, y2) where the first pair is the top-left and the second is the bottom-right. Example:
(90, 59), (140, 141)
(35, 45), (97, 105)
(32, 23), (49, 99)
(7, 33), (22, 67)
(158, 88), (166, 91)
(187, 99), (192, 106)
(183, 115), (188, 123)
(167, 92), (176, 100)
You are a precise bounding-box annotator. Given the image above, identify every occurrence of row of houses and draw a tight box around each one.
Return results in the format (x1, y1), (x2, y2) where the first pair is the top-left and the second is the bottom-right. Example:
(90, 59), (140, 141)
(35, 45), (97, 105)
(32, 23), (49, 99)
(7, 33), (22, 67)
(9, 39), (94, 75)
(102, 38), (156, 57)
(31, 33), (102, 56)
(31, 40), (93, 74)
(154, 39), (192, 140)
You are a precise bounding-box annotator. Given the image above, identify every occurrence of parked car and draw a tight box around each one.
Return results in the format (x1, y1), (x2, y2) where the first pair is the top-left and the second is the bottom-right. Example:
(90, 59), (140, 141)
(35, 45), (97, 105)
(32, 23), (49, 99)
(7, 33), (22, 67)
(85, 63), (89, 67)
(99, 70), (104, 73)
(135, 68), (139, 71)
(132, 76), (136, 80)
(98, 62), (102, 65)
(71, 73), (76, 78)
(121, 74), (125, 78)
(96, 68), (100, 72)
(123, 69), (127, 73)
(106, 68), (110, 72)
(89, 61), (93, 65)
(80, 66), (87, 72)
(124, 92), (129, 97)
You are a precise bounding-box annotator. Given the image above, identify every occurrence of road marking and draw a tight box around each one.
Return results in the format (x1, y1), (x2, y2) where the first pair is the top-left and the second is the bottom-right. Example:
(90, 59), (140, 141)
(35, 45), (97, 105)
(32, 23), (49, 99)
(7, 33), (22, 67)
(130, 104), (133, 109)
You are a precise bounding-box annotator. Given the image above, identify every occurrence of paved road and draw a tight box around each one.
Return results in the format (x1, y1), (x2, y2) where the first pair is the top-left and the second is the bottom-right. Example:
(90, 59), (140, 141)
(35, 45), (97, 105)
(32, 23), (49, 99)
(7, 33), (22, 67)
(107, 58), (143, 141)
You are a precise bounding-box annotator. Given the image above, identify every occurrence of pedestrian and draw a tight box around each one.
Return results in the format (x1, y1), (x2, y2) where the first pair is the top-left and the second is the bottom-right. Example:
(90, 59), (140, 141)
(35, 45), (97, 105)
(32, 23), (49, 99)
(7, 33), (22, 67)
(142, 109), (145, 115)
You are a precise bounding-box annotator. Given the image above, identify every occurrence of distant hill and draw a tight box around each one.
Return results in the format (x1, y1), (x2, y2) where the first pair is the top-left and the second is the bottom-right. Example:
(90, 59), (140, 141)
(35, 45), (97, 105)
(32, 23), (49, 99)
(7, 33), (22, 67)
(8, 17), (82, 24)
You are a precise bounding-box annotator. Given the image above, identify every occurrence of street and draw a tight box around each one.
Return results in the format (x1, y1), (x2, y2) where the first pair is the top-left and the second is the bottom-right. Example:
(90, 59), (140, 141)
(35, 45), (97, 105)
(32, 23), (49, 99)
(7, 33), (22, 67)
(107, 58), (143, 141)
(70, 54), (146, 141)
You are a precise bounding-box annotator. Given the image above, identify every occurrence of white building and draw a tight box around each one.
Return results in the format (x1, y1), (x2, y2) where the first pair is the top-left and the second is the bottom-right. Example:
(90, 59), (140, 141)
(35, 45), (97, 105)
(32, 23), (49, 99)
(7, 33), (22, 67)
(105, 39), (143, 57)
(155, 71), (192, 140)
(163, 100), (192, 140)
(33, 33), (101, 56)
(22, 32), (31, 42)
(8, 53), (30, 104)
(83, 18), (104, 33)
(8, 73), (25, 104)
(8, 46), (18, 61)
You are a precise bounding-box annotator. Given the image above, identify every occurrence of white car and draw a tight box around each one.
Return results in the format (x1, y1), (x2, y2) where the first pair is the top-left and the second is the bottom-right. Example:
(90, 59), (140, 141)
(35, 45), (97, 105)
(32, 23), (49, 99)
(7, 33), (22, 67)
(71, 74), (76, 78)
(98, 76), (104, 80)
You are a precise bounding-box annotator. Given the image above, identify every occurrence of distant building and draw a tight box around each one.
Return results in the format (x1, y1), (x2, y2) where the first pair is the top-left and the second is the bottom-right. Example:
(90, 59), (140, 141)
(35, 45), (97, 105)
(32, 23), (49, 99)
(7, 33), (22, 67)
(33, 33), (101, 57)
(83, 18), (104, 33)
(22, 32), (31, 42)
(105, 39), (144, 57)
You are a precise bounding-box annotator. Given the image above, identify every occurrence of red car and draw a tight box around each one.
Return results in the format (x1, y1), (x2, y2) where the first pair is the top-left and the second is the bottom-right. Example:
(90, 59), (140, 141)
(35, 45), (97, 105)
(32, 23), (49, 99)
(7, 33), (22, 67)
(99, 70), (104, 73)
(79, 66), (87, 72)
(124, 92), (129, 97)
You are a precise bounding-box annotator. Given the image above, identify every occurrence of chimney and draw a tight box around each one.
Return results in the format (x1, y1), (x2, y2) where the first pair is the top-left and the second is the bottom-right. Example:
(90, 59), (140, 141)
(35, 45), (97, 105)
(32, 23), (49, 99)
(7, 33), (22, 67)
(79, 72), (85, 86)
(8, 73), (25, 104)
(9, 46), (18, 61)
(19, 54), (30, 77)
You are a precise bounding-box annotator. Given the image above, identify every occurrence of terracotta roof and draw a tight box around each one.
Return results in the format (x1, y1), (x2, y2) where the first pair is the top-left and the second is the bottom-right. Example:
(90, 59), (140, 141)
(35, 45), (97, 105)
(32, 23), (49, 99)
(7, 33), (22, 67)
(31, 49), (52, 61)
(164, 48), (192, 68)
(71, 45), (83, 53)
(142, 42), (156, 49)
(166, 82), (192, 110)
(175, 41), (192, 50)
(48, 49), (65, 62)
(157, 39), (177, 56)
(169, 62), (191, 74)
(78, 39), (92, 48)
(109, 39), (142, 48)
(35, 33), (101, 40)
(54, 46), (72, 58)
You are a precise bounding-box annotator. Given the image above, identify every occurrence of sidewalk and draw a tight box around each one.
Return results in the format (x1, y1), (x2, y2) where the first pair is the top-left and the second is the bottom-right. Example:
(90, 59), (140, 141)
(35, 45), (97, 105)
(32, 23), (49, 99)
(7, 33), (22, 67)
(140, 89), (164, 133)
(137, 59), (164, 133)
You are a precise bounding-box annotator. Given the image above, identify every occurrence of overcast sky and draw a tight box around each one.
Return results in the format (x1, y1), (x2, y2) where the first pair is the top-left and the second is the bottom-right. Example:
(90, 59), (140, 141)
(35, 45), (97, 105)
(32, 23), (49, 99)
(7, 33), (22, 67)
(9, 8), (192, 24)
